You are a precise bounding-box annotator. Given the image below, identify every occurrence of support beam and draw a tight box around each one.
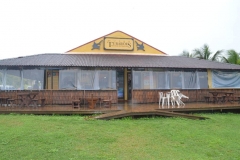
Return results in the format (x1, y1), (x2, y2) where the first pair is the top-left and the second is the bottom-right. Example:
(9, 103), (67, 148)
(124, 68), (128, 101)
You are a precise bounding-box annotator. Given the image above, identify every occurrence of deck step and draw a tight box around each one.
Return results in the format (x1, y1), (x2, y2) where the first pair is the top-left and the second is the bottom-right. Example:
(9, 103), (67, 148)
(94, 110), (208, 120)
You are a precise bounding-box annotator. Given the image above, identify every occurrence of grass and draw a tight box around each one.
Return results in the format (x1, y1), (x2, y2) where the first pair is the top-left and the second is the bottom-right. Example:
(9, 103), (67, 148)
(0, 113), (240, 160)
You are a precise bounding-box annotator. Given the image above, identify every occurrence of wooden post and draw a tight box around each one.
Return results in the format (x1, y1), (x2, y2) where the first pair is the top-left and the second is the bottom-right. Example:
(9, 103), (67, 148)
(91, 93), (93, 105)
(124, 68), (128, 101)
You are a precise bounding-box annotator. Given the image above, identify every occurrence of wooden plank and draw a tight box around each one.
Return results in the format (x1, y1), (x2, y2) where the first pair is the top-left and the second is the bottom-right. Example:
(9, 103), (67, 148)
(95, 110), (208, 120)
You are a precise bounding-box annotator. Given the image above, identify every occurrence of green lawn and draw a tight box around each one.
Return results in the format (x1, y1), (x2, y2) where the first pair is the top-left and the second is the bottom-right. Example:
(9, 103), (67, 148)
(0, 113), (239, 160)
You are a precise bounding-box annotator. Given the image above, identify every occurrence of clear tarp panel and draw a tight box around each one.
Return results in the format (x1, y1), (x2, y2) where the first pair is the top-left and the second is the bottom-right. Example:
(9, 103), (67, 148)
(168, 71), (182, 89)
(59, 69), (116, 90)
(0, 70), (3, 89)
(198, 71), (208, 89)
(183, 71), (198, 89)
(133, 69), (208, 89)
(6, 70), (21, 90)
(59, 70), (77, 89)
(23, 69), (44, 90)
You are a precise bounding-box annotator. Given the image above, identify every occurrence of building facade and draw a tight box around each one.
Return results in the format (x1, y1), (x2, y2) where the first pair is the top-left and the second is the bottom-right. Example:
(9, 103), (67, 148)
(1, 31), (240, 104)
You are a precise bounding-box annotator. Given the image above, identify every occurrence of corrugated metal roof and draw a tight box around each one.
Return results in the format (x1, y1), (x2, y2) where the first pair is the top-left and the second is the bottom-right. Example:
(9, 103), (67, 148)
(1, 53), (240, 70)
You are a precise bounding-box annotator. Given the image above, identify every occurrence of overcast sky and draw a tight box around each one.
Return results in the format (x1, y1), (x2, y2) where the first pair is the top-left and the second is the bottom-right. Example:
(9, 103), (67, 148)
(0, 0), (240, 59)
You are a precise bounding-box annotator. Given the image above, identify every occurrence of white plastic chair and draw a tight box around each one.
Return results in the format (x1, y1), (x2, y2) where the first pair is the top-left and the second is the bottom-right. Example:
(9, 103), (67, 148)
(170, 90), (189, 107)
(178, 93), (189, 106)
(162, 93), (171, 108)
(170, 90), (180, 107)
(179, 93), (189, 99)
(158, 92), (163, 108)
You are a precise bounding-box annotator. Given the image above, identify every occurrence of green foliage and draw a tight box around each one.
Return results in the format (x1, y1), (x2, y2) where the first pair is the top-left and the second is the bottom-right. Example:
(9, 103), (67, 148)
(180, 44), (224, 62)
(192, 44), (223, 61)
(0, 114), (240, 159)
(179, 50), (193, 58)
(221, 49), (240, 65)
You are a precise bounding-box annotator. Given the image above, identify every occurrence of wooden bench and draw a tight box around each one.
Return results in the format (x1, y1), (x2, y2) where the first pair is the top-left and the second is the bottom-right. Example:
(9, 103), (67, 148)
(32, 99), (39, 108)
(7, 97), (21, 108)
(103, 96), (112, 108)
(40, 98), (46, 107)
(32, 98), (46, 108)
(237, 97), (240, 104)
(7, 98), (15, 108)
(72, 100), (81, 109)
(204, 96), (210, 103)
(95, 98), (103, 108)
(0, 97), (9, 107)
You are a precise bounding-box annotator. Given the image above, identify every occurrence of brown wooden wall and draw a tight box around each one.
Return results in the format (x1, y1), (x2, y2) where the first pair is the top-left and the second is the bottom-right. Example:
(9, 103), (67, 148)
(132, 89), (240, 103)
(0, 90), (118, 105)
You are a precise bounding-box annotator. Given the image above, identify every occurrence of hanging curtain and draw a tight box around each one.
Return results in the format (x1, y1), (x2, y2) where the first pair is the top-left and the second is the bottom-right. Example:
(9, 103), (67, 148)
(196, 71), (200, 89)
(0, 70), (6, 90)
(183, 71), (198, 89)
(77, 70), (82, 90)
(212, 70), (240, 88)
(93, 71), (99, 89)
(149, 71), (153, 89)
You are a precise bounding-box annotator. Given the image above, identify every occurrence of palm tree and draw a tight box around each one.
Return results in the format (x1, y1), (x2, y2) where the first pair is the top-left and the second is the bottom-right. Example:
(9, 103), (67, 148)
(179, 50), (193, 58)
(192, 44), (223, 61)
(221, 49), (240, 64)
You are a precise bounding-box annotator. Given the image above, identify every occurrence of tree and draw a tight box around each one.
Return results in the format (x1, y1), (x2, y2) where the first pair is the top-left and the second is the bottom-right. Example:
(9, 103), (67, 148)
(179, 50), (193, 58)
(221, 49), (240, 64)
(192, 44), (223, 61)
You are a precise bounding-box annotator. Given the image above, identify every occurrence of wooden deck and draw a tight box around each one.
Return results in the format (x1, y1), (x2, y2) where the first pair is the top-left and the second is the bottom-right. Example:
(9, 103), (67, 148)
(93, 101), (240, 120)
(0, 105), (121, 115)
(0, 101), (240, 120)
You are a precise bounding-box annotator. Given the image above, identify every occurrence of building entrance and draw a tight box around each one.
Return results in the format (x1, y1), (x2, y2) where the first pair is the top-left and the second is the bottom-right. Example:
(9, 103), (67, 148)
(117, 68), (132, 101)
(116, 70), (124, 99)
(127, 70), (132, 100)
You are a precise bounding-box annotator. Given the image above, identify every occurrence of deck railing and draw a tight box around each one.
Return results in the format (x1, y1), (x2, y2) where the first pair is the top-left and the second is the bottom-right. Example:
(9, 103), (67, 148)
(132, 89), (240, 103)
(1, 89), (240, 104)
(0, 90), (117, 105)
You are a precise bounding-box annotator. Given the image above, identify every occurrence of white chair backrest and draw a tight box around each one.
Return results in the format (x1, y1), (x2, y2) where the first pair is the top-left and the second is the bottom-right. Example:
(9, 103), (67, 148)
(159, 92), (163, 98)
(171, 90), (189, 100)
(170, 90), (179, 97)
(166, 93), (171, 98)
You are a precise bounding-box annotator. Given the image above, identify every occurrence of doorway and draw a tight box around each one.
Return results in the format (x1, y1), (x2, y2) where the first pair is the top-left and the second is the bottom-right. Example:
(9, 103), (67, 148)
(117, 69), (124, 100)
(117, 68), (132, 101)
(127, 70), (132, 100)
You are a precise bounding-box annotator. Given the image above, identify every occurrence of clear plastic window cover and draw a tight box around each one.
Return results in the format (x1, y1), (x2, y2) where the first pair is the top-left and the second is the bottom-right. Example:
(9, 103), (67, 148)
(132, 69), (208, 89)
(0, 69), (44, 90)
(59, 69), (116, 90)
(2, 68), (239, 90)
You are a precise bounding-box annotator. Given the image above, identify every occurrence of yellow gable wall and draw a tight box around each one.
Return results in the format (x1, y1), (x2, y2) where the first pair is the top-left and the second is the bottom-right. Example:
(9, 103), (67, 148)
(67, 31), (166, 55)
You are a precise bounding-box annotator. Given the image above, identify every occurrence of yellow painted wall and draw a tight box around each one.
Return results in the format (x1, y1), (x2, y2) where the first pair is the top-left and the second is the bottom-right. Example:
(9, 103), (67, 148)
(67, 31), (166, 55)
(207, 69), (213, 88)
